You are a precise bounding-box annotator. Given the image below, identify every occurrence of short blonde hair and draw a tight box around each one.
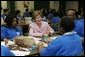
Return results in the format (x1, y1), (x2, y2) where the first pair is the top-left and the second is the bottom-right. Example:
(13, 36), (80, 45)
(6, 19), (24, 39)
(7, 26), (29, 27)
(32, 10), (42, 21)
(67, 9), (75, 16)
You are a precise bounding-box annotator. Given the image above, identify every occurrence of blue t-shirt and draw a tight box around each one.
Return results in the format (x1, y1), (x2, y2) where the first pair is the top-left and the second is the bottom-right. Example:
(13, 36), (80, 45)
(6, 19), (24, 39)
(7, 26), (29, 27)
(1, 25), (23, 40)
(47, 13), (54, 19)
(23, 11), (30, 17)
(51, 16), (60, 23)
(74, 19), (84, 37)
(1, 45), (15, 56)
(40, 33), (83, 56)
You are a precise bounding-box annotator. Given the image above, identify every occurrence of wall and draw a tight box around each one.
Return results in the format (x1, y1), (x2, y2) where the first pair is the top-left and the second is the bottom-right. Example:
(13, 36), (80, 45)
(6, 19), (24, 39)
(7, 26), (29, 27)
(15, 1), (34, 16)
(1, 1), (7, 9)
(1, 1), (7, 14)
(1, 1), (79, 15)
(66, 1), (78, 11)
(50, 1), (59, 11)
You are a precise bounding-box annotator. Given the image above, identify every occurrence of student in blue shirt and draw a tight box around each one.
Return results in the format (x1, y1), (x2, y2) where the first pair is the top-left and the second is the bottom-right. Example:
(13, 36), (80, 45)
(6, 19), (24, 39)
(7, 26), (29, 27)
(38, 16), (83, 56)
(52, 12), (61, 23)
(74, 20), (84, 37)
(1, 45), (15, 56)
(67, 9), (84, 37)
(51, 12), (61, 31)
(47, 9), (54, 20)
(1, 14), (23, 41)
(77, 12), (84, 37)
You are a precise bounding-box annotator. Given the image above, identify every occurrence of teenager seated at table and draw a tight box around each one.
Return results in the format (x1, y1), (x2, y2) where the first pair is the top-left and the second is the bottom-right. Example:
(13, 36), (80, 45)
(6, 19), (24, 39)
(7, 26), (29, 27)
(29, 10), (54, 37)
(38, 16), (83, 56)
(1, 14), (23, 41)
(51, 12), (61, 31)
(67, 9), (84, 38)
(67, 10), (84, 51)
(1, 45), (15, 56)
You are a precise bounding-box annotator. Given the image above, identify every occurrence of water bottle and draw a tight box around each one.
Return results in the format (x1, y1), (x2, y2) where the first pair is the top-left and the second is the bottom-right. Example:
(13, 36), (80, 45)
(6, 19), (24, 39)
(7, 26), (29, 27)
(43, 34), (48, 42)
(31, 44), (37, 53)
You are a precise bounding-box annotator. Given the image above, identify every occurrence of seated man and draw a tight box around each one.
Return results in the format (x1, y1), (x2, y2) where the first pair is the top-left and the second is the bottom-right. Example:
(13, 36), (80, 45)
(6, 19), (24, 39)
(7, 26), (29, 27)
(67, 9), (84, 37)
(38, 16), (83, 56)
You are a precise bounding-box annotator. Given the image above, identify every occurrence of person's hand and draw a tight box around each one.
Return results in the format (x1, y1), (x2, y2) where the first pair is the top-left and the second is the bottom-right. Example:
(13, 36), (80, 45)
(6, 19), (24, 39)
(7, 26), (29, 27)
(37, 42), (44, 52)
(49, 32), (53, 36)
(4, 38), (8, 45)
(43, 30), (50, 35)
(4, 38), (10, 47)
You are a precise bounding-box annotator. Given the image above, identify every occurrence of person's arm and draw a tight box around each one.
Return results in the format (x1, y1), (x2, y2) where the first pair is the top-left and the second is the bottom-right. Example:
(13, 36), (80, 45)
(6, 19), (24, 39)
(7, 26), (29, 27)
(1, 26), (7, 40)
(49, 26), (54, 34)
(39, 38), (62, 56)
(47, 23), (54, 35)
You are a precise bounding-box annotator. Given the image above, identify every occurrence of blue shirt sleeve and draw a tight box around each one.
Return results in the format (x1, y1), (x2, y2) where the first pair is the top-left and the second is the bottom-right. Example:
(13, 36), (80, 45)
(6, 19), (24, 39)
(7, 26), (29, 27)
(74, 20), (84, 37)
(40, 38), (62, 56)
(52, 17), (60, 23)
(15, 26), (23, 35)
(40, 35), (83, 56)
(1, 45), (15, 56)
(1, 26), (7, 40)
(1, 26), (22, 40)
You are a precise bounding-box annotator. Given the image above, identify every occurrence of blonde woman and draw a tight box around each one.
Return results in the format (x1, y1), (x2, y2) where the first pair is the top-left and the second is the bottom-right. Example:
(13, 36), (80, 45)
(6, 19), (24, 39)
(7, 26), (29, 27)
(29, 10), (54, 37)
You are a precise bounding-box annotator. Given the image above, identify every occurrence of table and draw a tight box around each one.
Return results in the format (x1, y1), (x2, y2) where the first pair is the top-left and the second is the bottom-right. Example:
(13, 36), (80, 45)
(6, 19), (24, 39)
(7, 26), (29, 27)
(1, 41), (31, 56)
(1, 35), (60, 56)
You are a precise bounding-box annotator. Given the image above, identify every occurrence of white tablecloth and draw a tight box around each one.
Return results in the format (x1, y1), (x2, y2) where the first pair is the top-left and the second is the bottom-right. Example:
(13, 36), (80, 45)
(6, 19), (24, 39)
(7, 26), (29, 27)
(1, 41), (30, 56)
(1, 36), (60, 56)
(11, 50), (30, 56)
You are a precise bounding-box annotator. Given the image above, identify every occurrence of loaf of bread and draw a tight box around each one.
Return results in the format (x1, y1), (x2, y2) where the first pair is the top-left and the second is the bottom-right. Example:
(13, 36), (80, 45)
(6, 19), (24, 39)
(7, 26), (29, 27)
(14, 36), (35, 48)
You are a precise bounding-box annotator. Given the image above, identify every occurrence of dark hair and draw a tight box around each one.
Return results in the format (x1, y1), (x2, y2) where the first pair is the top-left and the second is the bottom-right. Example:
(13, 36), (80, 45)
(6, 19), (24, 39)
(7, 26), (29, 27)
(15, 10), (20, 15)
(26, 9), (28, 11)
(4, 14), (18, 28)
(60, 16), (75, 32)
(53, 12), (58, 17)
(67, 9), (76, 15)
(3, 9), (9, 13)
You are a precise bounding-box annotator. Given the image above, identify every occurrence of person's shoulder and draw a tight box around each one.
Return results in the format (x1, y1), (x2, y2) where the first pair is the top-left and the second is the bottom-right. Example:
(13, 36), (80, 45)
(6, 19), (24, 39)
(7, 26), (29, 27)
(74, 20), (81, 25)
(50, 36), (64, 45)
(54, 36), (64, 42)
(79, 18), (84, 22)
(42, 21), (48, 24)
(72, 33), (82, 41)
(74, 33), (82, 38)
(29, 22), (35, 26)
(75, 20), (83, 25)
(42, 21), (49, 26)
(56, 35), (75, 41)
